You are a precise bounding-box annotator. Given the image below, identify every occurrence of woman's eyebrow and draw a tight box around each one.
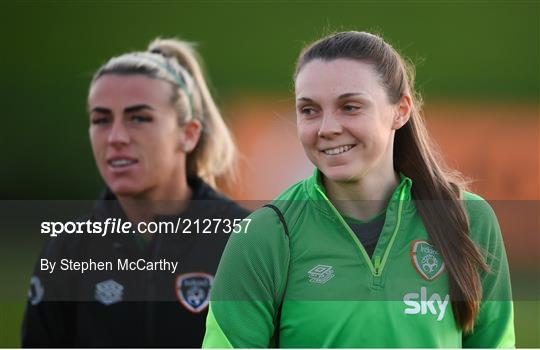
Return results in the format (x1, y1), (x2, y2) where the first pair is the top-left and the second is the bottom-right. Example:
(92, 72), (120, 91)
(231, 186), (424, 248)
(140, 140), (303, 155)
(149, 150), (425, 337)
(337, 92), (368, 100)
(124, 104), (154, 113)
(88, 104), (155, 114)
(90, 107), (111, 114)
(297, 93), (369, 103)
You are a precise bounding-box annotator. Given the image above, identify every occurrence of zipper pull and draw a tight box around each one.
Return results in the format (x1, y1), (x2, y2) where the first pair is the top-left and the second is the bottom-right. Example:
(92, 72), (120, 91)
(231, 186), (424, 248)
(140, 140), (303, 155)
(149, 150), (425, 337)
(374, 256), (381, 275)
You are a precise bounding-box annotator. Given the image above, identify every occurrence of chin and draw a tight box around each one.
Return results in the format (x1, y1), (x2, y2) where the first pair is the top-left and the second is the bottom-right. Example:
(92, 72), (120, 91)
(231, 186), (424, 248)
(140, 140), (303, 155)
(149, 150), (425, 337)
(107, 181), (145, 198)
(320, 166), (361, 183)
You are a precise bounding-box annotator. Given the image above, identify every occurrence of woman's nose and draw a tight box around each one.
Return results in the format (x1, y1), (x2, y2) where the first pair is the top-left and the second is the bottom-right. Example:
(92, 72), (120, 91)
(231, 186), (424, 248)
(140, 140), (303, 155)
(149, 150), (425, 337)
(107, 120), (130, 146)
(317, 112), (343, 138)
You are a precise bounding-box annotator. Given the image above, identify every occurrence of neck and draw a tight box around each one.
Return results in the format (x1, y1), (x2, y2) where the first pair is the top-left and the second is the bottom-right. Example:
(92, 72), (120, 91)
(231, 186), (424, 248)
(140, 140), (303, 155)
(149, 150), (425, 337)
(117, 175), (193, 238)
(324, 170), (399, 221)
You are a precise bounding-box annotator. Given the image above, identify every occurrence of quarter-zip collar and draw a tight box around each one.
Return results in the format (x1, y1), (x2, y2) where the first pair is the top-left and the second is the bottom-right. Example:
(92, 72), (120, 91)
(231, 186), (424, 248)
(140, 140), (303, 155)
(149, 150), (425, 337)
(304, 168), (412, 204)
(303, 169), (413, 278)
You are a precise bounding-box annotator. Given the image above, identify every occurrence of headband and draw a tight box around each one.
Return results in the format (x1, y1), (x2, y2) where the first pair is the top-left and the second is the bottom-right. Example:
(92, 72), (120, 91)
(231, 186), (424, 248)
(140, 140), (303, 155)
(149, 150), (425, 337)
(144, 54), (195, 120)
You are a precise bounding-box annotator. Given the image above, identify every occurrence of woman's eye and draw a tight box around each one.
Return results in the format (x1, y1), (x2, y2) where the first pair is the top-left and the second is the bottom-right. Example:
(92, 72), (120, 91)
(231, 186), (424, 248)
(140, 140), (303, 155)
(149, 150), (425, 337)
(343, 105), (360, 112)
(91, 116), (110, 125)
(300, 107), (318, 116)
(131, 115), (153, 123)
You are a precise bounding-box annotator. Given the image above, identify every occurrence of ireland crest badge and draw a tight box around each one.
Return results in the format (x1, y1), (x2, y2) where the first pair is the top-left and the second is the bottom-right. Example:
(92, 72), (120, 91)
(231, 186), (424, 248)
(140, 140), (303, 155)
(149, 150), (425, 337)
(175, 272), (213, 313)
(410, 240), (445, 280)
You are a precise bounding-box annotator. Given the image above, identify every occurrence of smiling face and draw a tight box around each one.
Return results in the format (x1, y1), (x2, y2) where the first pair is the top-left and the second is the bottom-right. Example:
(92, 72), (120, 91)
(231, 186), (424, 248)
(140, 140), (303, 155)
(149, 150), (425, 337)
(295, 58), (402, 184)
(88, 74), (197, 200)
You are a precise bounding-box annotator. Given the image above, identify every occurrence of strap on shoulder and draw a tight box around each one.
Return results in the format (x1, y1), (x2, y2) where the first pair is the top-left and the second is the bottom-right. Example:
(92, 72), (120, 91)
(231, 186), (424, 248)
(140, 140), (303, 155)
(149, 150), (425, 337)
(263, 204), (290, 347)
(264, 204), (290, 237)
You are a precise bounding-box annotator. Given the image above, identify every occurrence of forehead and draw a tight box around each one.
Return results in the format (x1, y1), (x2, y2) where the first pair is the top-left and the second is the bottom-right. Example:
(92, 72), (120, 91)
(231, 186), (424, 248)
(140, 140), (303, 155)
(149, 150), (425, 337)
(88, 74), (172, 108)
(295, 58), (385, 100)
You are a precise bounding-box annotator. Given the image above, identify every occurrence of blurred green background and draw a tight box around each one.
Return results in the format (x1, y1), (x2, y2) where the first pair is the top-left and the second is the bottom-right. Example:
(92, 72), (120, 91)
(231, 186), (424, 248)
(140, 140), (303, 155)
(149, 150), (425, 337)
(1, 0), (538, 199)
(0, 0), (538, 347)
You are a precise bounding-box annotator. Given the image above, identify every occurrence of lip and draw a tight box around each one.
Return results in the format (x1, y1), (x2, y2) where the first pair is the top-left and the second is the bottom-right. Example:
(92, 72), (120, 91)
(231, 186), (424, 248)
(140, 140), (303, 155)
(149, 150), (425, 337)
(106, 155), (139, 172)
(320, 144), (357, 155)
(107, 155), (138, 162)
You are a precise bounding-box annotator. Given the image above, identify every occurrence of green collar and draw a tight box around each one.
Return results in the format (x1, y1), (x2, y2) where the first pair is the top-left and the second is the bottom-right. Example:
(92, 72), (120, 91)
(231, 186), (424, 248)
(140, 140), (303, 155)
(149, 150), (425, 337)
(305, 168), (412, 203)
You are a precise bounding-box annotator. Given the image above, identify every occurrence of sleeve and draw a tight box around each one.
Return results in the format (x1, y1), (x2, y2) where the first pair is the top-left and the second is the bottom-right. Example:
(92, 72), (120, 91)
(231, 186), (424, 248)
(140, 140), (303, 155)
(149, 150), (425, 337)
(462, 195), (515, 348)
(203, 207), (290, 348)
(21, 239), (76, 347)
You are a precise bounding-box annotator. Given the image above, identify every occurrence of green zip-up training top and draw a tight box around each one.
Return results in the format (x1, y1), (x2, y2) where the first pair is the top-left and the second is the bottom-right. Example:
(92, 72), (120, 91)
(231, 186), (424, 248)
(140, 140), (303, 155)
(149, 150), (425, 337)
(203, 170), (514, 348)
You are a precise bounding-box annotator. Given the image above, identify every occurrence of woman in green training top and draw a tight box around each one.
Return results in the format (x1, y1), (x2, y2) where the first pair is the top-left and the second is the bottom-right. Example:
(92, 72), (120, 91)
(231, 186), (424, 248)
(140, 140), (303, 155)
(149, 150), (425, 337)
(203, 31), (514, 348)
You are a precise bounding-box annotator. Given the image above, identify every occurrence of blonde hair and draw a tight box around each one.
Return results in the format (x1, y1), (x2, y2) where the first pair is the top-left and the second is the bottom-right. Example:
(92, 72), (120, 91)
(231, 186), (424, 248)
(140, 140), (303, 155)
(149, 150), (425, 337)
(91, 38), (236, 188)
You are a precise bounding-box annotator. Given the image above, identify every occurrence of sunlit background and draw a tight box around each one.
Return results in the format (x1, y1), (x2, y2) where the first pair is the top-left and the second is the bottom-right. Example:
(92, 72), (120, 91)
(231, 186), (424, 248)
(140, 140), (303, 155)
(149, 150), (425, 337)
(0, 1), (538, 347)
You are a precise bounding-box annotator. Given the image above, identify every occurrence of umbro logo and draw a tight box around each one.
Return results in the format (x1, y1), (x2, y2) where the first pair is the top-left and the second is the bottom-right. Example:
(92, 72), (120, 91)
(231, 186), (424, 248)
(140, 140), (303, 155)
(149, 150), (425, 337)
(308, 265), (335, 284)
(95, 279), (124, 305)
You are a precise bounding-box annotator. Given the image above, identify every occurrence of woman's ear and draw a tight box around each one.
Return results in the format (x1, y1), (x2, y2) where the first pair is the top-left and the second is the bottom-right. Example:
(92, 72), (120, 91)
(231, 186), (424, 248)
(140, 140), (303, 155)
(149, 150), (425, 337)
(392, 94), (412, 130)
(180, 119), (202, 153)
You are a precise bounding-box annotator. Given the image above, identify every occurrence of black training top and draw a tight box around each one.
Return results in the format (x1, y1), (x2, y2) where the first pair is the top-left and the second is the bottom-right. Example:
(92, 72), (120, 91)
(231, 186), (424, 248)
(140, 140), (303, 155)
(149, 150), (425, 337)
(22, 177), (250, 348)
(342, 211), (386, 259)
